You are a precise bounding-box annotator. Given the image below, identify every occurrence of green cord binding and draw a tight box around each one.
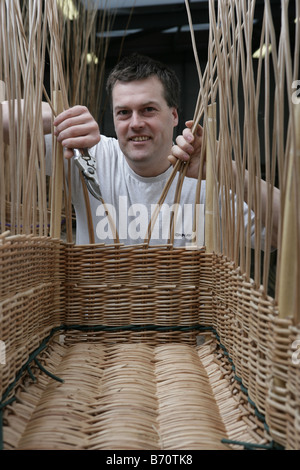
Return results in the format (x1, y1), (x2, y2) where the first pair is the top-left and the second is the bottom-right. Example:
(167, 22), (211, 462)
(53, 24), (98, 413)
(34, 358), (64, 383)
(26, 364), (37, 383)
(60, 323), (212, 333)
(0, 323), (282, 450)
(221, 438), (284, 450)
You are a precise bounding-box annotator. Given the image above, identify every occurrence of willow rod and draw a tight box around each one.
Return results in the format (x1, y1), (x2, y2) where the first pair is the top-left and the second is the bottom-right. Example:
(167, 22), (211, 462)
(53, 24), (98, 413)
(261, 1), (276, 290)
(217, 1), (240, 260)
(204, 103), (217, 253)
(0, 81), (5, 235)
(0, 1), (53, 236)
(277, 105), (300, 322)
(50, 91), (64, 239)
(22, 0), (48, 235)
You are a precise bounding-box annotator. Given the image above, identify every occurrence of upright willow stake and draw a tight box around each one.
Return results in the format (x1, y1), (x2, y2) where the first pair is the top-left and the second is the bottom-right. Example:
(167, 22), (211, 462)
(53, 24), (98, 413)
(277, 103), (300, 323)
(0, 81), (5, 235)
(50, 91), (64, 239)
(205, 103), (217, 253)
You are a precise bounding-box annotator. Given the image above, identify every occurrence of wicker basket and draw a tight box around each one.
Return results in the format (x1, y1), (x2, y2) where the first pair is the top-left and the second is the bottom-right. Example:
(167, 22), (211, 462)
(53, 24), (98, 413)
(1, 233), (298, 450)
(1, 0), (299, 452)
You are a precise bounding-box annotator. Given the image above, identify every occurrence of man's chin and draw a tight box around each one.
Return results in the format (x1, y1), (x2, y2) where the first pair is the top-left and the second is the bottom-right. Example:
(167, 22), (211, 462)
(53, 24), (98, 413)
(124, 151), (153, 164)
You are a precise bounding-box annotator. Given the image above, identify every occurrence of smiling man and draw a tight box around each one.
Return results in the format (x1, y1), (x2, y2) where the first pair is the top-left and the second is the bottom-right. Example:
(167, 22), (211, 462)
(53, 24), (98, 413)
(111, 75), (178, 177)
(2, 53), (277, 248)
(51, 53), (204, 246)
(48, 53), (278, 249)
(105, 56), (180, 177)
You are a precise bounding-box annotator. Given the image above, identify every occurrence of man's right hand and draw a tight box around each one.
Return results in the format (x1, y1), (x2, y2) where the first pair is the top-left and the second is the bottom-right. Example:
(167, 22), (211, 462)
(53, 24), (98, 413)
(53, 105), (100, 159)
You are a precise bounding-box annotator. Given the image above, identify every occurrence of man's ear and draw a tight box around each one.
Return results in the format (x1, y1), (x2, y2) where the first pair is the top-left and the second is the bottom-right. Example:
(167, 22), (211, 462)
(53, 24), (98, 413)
(172, 107), (179, 127)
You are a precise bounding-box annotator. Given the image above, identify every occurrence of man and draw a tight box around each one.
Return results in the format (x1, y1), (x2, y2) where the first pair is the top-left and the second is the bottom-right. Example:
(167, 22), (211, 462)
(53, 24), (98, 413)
(3, 53), (279, 248)
(50, 53), (206, 246)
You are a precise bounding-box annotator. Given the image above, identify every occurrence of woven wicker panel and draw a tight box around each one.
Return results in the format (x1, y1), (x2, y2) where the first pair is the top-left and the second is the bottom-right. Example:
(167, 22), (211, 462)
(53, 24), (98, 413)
(266, 318), (300, 449)
(0, 235), (64, 300)
(64, 244), (203, 286)
(0, 284), (58, 391)
(204, 254), (277, 419)
(0, 235), (65, 396)
(62, 244), (204, 342)
(286, 325), (300, 450)
(2, 335), (271, 450)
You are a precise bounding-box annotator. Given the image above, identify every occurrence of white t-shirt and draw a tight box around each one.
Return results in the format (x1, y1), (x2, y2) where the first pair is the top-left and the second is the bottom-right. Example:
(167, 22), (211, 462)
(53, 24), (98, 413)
(45, 134), (256, 248)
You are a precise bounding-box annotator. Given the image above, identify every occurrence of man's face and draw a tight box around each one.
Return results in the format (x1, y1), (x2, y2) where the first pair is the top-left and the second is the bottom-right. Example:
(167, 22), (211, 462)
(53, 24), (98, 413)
(112, 76), (178, 177)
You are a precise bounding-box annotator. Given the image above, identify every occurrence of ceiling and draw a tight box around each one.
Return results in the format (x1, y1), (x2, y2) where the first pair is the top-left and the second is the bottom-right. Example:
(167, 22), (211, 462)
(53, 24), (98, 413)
(88, 0), (297, 66)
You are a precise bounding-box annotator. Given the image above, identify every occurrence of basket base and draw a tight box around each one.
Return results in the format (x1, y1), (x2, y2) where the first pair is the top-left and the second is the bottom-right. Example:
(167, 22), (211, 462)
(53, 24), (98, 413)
(2, 335), (270, 450)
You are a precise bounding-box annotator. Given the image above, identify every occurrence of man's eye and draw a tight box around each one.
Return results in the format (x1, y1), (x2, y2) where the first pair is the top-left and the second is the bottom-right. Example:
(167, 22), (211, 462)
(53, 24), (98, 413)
(118, 110), (129, 116)
(144, 107), (155, 113)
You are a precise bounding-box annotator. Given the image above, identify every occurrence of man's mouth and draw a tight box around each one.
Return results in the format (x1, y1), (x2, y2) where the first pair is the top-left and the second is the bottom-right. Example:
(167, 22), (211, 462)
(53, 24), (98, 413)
(130, 136), (151, 142)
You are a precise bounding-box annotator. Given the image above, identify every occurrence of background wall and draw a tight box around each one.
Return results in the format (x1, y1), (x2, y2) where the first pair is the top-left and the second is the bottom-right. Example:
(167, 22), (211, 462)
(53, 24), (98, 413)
(91, 0), (293, 183)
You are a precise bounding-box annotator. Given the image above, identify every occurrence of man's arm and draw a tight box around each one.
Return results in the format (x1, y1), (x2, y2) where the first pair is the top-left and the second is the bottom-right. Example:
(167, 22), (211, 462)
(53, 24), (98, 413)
(170, 120), (280, 249)
(1, 100), (53, 143)
(230, 161), (280, 249)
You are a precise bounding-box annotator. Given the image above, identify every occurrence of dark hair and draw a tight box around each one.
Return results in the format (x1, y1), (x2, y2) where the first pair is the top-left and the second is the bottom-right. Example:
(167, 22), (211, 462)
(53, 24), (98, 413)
(106, 53), (181, 109)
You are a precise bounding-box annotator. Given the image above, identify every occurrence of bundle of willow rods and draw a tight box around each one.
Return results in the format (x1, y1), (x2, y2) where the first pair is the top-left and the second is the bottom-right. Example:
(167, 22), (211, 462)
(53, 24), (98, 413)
(0, 0), (115, 239)
(186, 0), (299, 309)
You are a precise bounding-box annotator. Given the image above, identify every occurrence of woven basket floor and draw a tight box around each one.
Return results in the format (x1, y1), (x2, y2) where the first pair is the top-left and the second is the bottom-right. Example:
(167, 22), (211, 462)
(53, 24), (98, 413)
(2, 333), (270, 450)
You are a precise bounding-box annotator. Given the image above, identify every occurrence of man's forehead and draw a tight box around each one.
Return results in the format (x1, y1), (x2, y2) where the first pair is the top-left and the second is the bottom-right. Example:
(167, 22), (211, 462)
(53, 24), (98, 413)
(112, 76), (165, 103)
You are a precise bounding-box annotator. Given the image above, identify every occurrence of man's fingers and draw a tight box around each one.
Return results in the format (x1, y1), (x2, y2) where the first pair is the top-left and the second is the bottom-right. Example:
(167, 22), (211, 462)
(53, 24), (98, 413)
(182, 128), (194, 143)
(54, 113), (98, 136)
(53, 105), (101, 153)
(185, 120), (194, 129)
(168, 155), (177, 167)
(171, 143), (190, 162)
(195, 124), (203, 137)
(55, 122), (91, 142)
(53, 105), (89, 126)
(59, 133), (100, 150)
(184, 120), (203, 138)
(175, 134), (194, 153)
(63, 148), (74, 159)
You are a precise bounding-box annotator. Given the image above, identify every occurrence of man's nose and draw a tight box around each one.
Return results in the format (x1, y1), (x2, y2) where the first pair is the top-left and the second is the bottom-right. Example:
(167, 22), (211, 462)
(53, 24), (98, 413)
(130, 112), (144, 128)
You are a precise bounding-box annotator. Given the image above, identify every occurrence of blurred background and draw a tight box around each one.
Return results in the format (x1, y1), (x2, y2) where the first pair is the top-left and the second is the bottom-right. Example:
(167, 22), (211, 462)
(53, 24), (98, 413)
(44, 0), (296, 141)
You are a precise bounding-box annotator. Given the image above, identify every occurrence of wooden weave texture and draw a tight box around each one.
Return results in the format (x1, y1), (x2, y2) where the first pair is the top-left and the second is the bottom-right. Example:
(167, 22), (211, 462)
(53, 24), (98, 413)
(1, 235), (299, 449)
(2, 338), (268, 450)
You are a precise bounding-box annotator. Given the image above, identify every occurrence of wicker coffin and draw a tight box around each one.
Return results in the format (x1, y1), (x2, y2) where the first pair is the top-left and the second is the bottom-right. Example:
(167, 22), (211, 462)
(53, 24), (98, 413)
(1, 233), (298, 450)
(1, 0), (299, 452)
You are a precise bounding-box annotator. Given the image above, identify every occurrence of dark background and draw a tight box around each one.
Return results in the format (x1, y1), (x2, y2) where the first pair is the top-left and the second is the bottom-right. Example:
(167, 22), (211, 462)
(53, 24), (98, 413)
(95, 0), (296, 145)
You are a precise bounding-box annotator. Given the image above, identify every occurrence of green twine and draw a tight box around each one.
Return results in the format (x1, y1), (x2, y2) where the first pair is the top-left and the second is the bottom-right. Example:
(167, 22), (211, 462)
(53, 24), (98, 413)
(34, 358), (64, 383)
(26, 364), (37, 383)
(221, 438), (284, 450)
